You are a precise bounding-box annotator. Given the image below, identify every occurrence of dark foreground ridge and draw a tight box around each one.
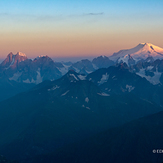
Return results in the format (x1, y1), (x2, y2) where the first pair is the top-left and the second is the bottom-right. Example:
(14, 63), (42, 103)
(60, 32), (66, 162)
(27, 111), (163, 163)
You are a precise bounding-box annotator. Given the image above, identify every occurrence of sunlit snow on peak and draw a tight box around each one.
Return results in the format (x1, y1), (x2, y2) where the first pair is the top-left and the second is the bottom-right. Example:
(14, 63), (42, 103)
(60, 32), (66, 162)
(16, 52), (27, 57)
(110, 43), (163, 62)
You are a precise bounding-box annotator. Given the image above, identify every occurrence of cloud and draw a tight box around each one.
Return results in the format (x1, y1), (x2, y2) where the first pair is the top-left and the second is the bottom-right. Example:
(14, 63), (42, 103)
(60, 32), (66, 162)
(84, 12), (104, 16)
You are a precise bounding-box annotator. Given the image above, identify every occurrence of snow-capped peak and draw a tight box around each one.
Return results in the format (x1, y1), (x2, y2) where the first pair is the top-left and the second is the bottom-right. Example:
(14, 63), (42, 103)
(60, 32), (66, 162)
(117, 54), (136, 66)
(38, 55), (47, 58)
(140, 43), (163, 52)
(16, 52), (27, 57)
(35, 55), (48, 60)
(101, 55), (106, 58)
(110, 43), (163, 62)
(0, 52), (28, 69)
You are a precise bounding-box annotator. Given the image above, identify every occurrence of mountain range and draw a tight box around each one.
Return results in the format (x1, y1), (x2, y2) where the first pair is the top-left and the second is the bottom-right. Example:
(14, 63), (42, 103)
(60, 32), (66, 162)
(0, 43), (162, 85)
(0, 65), (163, 162)
(0, 43), (163, 87)
(0, 43), (163, 162)
(0, 53), (114, 85)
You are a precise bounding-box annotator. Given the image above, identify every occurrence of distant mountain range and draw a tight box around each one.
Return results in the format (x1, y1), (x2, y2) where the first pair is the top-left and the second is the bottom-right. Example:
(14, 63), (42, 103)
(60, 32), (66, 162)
(0, 53), (114, 84)
(0, 43), (163, 86)
(0, 43), (163, 101)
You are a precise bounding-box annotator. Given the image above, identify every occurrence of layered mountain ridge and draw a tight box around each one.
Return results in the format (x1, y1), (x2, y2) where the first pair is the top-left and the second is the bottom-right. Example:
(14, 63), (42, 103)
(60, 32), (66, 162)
(0, 43), (163, 85)
(0, 68), (163, 162)
(0, 53), (114, 84)
(0, 44), (163, 162)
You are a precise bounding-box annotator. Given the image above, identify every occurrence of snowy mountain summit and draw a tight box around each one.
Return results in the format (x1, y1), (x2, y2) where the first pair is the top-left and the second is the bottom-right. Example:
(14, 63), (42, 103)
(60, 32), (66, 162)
(0, 52), (28, 69)
(110, 43), (163, 64)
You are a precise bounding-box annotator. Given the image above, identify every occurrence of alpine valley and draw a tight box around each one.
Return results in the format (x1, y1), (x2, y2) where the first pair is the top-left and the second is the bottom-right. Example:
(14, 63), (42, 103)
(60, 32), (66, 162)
(0, 43), (163, 163)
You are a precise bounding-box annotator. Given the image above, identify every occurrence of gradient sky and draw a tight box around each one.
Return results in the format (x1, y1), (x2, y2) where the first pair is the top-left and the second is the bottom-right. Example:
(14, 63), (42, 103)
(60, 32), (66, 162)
(0, 0), (163, 60)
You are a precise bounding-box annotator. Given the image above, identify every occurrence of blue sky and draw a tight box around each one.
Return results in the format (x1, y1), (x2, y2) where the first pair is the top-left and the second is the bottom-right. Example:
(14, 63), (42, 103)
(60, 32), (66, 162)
(0, 0), (163, 59)
(1, 0), (162, 14)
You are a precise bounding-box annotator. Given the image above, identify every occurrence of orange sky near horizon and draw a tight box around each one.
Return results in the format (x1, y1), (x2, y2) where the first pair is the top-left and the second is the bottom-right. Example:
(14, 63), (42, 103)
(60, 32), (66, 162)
(0, 0), (163, 60)
(1, 29), (163, 59)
